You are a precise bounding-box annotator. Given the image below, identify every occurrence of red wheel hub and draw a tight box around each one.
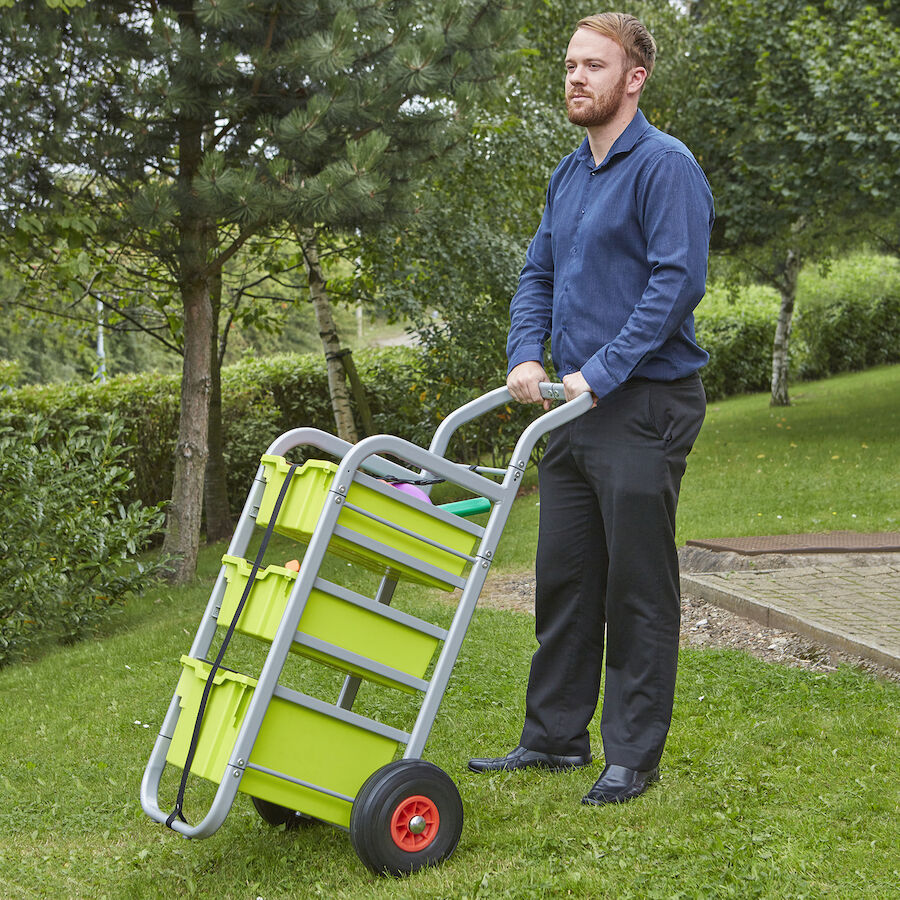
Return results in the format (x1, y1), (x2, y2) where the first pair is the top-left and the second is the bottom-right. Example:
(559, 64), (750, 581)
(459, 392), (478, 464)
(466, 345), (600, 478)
(389, 794), (440, 852)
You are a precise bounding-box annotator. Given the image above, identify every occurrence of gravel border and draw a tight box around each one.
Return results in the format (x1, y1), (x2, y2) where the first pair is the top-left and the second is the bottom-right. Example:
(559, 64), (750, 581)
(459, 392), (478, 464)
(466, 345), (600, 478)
(475, 571), (900, 684)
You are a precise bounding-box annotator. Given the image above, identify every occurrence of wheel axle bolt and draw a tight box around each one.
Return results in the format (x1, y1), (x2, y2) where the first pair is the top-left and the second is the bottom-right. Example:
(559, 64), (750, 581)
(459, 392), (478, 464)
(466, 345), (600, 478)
(407, 814), (427, 835)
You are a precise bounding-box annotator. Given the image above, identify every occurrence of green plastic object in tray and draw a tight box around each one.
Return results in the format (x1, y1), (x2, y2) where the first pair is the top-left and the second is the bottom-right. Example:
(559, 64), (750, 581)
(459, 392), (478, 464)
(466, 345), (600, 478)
(166, 656), (397, 828)
(438, 497), (492, 517)
(255, 456), (479, 590)
(219, 556), (439, 692)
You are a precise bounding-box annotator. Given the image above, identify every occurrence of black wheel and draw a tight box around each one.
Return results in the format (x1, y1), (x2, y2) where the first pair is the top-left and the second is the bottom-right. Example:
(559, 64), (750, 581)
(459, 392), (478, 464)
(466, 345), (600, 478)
(251, 795), (317, 830)
(349, 759), (463, 876)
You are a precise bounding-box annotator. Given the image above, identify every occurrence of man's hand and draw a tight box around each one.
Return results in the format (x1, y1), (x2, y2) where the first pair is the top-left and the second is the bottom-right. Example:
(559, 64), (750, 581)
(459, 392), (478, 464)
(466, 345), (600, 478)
(507, 361), (551, 410)
(562, 371), (597, 407)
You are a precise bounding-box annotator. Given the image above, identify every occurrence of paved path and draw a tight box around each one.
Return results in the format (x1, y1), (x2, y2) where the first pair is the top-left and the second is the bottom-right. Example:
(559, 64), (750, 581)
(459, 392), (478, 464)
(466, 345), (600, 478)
(681, 560), (900, 673)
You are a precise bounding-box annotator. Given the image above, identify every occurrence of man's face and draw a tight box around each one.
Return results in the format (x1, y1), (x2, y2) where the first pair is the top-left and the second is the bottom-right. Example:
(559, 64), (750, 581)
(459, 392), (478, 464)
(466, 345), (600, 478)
(565, 29), (631, 127)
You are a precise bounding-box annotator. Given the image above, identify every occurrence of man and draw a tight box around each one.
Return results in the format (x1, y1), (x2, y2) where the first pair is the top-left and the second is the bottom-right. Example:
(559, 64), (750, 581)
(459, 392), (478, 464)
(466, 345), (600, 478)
(468, 13), (713, 805)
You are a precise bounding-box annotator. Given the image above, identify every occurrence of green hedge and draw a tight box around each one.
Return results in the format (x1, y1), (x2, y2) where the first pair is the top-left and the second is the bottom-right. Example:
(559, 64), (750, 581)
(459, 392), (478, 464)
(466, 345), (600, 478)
(2, 254), (895, 515)
(0, 371), (182, 510)
(0, 348), (427, 516)
(694, 284), (778, 401)
(793, 255), (900, 380)
(693, 253), (900, 401)
(216, 348), (431, 508)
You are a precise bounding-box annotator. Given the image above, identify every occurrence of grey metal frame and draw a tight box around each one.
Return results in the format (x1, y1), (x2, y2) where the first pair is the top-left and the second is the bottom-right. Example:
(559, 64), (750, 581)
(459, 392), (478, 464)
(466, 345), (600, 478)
(140, 384), (590, 839)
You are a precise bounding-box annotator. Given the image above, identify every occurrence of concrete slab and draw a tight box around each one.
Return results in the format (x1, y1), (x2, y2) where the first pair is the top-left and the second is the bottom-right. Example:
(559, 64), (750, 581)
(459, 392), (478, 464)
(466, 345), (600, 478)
(686, 532), (900, 555)
(681, 562), (900, 673)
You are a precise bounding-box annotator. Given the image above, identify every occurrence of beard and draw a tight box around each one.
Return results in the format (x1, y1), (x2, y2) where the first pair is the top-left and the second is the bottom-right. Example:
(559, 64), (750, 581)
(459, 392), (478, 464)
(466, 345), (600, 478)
(566, 72), (629, 127)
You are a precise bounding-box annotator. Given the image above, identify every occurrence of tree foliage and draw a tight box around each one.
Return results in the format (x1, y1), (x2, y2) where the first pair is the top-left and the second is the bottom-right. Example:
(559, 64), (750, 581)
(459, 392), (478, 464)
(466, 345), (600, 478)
(0, 0), (523, 579)
(672, 0), (900, 404)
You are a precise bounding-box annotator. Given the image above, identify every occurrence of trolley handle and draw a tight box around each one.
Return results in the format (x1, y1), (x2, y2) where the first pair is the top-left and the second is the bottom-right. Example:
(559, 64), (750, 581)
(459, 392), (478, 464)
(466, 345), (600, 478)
(538, 382), (566, 402)
(428, 381), (586, 461)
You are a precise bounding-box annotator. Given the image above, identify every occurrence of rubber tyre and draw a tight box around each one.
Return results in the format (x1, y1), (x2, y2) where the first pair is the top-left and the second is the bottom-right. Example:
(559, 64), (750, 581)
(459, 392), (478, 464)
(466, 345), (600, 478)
(349, 759), (463, 876)
(250, 796), (317, 830)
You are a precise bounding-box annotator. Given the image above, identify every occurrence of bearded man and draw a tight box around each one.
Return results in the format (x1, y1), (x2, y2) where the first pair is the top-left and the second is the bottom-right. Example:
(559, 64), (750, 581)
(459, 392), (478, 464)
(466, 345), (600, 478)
(468, 12), (714, 805)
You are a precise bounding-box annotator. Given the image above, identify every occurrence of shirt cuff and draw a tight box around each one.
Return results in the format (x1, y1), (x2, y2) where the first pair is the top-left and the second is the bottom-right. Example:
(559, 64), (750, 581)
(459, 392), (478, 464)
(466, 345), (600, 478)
(580, 354), (619, 401)
(507, 344), (546, 376)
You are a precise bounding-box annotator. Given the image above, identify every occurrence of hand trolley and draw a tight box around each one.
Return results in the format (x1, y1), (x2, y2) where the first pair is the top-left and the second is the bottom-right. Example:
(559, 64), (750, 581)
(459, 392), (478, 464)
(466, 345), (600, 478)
(141, 384), (591, 875)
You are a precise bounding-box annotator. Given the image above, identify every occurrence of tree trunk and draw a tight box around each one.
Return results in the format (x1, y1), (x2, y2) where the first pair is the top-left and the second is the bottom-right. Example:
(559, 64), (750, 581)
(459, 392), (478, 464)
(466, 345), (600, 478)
(299, 229), (359, 443)
(340, 349), (375, 437)
(163, 263), (212, 580)
(161, 111), (213, 583)
(204, 267), (233, 543)
(770, 247), (801, 407)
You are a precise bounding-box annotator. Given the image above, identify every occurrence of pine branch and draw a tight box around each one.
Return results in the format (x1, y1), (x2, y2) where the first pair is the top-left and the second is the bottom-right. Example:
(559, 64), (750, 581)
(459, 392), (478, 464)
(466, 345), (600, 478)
(211, 225), (258, 274)
(210, 5), (281, 152)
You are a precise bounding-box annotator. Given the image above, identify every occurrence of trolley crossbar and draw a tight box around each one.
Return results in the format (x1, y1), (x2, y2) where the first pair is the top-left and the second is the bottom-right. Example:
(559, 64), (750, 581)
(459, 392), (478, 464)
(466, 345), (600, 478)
(292, 632), (430, 694)
(272, 684), (411, 745)
(313, 577), (448, 641)
(340, 500), (479, 564)
(331, 524), (469, 590)
(243, 761), (355, 805)
(350, 469), (486, 537)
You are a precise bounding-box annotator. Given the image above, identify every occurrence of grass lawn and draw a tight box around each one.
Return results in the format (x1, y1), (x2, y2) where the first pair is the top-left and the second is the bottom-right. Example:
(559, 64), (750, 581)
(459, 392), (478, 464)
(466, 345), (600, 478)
(1, 367), (898, 899)
(492, 365), (900, 572)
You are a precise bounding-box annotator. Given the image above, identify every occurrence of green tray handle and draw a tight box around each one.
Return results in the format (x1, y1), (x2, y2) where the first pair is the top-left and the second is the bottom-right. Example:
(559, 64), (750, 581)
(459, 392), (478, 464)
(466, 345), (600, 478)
(438, 497), (492, 517)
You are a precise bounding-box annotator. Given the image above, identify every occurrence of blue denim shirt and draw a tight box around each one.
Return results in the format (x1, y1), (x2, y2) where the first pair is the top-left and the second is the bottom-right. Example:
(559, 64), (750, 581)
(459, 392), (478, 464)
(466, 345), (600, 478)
(507, 110), (714, 400)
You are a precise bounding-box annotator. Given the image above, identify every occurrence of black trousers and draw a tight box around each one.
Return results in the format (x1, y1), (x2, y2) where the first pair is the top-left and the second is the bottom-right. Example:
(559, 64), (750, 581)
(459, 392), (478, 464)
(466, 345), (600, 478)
(519, 374), (706, 771)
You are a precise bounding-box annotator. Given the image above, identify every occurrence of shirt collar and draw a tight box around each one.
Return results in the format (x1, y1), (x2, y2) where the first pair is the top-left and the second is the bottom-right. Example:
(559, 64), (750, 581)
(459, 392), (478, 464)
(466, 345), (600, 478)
(574, 109), (652, 169)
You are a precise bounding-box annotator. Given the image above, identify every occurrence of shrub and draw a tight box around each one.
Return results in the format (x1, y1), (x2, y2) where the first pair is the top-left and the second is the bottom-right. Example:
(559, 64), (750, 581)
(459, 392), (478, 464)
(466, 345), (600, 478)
(217, 348), (430, 506)
(694, 284), (779, 401)
(0, 415), (167, 665)
(793, 254), (900, 380)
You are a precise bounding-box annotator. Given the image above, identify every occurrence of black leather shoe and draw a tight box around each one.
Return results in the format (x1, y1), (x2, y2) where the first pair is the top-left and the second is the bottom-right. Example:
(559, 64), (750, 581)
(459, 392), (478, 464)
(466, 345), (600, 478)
(581, 764), (660, 805)
(468, 745), (592, 773)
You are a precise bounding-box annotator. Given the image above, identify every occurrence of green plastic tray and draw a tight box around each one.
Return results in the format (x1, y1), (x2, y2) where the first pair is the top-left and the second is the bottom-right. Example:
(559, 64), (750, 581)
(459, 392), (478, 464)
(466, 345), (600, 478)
(255, 456), (477, 590)
(219, 556), (439, 692)
(166, 656), (398, 828)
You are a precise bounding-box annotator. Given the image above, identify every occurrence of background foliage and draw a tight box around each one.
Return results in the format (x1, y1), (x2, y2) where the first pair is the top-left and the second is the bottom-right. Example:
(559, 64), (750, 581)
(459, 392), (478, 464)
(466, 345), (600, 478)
(793, 254), (900, 381)
(3, 254), (896, 522)
(0, 416), (166, 664)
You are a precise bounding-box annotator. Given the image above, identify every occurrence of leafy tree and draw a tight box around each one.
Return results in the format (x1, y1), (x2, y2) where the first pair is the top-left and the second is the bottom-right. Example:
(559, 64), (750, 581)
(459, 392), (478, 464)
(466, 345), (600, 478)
(673, 0), (899, 405)
(0, 0), (522, 580)
(792, 2), (900, 257)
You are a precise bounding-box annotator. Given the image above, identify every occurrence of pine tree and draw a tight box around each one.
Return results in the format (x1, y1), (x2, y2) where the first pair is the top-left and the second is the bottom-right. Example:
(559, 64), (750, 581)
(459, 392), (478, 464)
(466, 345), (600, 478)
(0, 0), (521, 581)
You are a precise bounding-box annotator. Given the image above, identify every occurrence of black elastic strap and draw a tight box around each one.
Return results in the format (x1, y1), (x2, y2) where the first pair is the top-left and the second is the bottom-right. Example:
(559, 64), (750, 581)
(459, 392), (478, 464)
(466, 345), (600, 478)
(166, 462), (300, 829)
(379, 474), (444, 486)
(378, 464), (478, 487)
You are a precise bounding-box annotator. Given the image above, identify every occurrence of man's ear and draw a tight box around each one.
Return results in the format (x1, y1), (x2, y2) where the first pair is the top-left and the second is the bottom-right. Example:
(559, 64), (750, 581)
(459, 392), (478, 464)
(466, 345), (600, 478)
(627, 66), (648, 95)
